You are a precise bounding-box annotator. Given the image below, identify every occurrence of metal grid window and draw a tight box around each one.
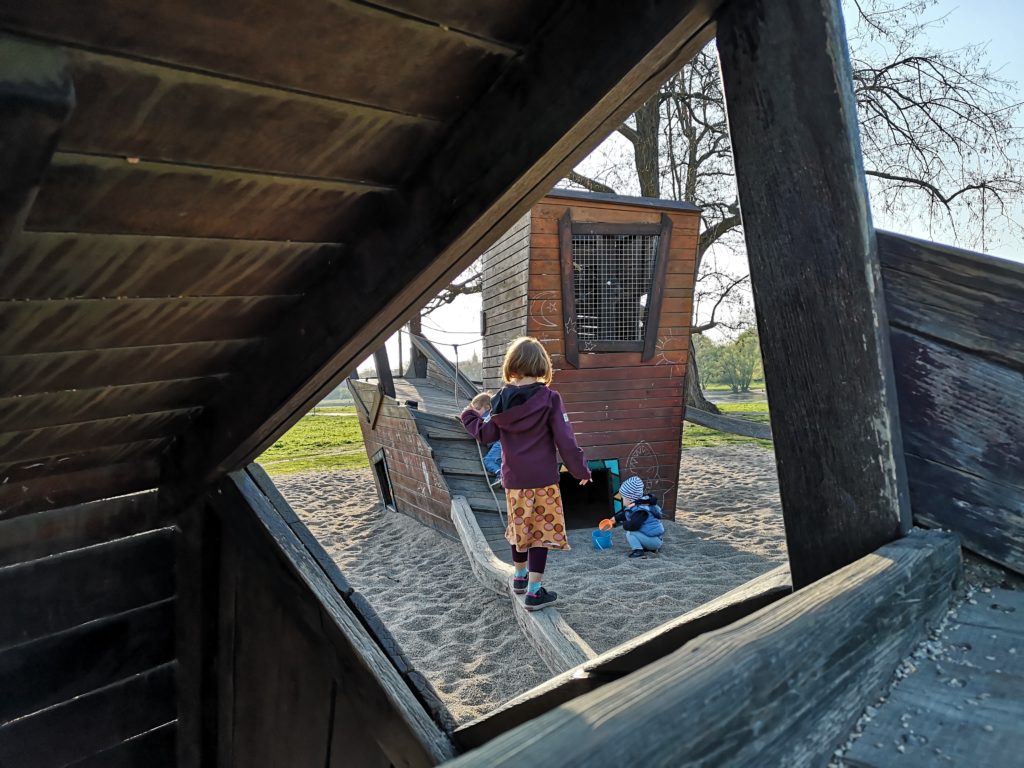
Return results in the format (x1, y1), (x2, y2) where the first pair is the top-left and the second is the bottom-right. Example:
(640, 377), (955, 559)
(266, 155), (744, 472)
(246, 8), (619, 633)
(572, 233), (659, 344)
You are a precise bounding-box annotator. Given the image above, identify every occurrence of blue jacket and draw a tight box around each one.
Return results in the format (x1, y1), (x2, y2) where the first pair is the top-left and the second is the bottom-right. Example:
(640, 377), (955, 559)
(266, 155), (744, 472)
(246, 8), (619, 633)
(614, 495), (665, 538)
(483, 441), (502, 476)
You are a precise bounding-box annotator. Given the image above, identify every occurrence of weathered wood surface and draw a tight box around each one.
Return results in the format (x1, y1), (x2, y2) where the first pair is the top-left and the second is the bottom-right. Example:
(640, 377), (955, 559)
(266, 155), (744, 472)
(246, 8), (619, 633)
(878, 231), (1024, 576)
(717, 0), (910, 588)
(0, 527), (177, 648)
(481, 211), (531, 388)
(0, 459), (162, 518)
(0, 662), (177, 768)
(0, 36), (73, 253)
(181, 0), (718, 482)
(447, 530), (961, 767)
(684, 406), (772, 440)
(3, 232), (338, 299)
(1, 0), (519, 119)
(212, 469), (455, 765)
(374, 346), (397, 399)
(0, 489), (162, 565)
(454, 564), (792, 752)
(843, 587), (1024, 767)
(451, 495), (595, 674)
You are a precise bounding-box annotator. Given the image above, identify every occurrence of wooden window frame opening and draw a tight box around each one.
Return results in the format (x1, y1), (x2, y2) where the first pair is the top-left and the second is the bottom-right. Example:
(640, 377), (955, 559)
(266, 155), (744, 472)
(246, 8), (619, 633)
(371, 448), (396, 511)
(559, 211), (673, 368)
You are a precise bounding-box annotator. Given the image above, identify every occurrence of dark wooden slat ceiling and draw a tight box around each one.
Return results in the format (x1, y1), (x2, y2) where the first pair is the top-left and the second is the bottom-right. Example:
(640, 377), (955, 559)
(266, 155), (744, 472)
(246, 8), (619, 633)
(0, 0), (719, 514)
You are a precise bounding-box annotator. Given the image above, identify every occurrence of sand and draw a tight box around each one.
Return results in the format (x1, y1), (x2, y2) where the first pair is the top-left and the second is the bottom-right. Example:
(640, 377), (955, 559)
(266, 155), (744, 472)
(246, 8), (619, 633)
(275, 444), (786, 725)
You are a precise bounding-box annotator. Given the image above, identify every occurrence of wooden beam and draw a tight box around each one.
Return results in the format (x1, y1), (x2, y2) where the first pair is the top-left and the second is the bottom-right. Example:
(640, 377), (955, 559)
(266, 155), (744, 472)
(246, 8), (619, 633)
(447, 530), (960, 766)
(453, 564), (791, 751)
(175, 0), (721, 481)
(451, 496), (595, 674)
(684, 406), (772, 440)
(716, 0), (911, 588)
(0, 460), (162, 519)
(0, 34), (74, 254)
(374, 346), (396, 399)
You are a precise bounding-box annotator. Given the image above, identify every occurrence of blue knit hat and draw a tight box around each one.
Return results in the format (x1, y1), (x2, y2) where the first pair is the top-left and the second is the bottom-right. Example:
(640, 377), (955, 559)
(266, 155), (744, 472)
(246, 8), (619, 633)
(617, 476), (645, 501)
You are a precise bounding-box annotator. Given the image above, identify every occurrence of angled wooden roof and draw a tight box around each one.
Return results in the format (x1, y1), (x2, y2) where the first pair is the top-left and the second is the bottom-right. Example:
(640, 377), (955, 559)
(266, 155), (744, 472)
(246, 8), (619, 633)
(0, 1), (720, 515)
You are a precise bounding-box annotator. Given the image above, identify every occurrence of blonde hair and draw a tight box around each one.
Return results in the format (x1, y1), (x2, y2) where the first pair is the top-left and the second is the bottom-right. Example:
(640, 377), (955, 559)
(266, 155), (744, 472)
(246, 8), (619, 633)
(502, 337), (553, 384)
(470, 392), (492, 411)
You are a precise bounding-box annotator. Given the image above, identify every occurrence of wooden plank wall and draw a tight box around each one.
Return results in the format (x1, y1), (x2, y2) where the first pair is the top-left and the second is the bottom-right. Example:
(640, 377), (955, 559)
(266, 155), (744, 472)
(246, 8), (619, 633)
(528, 195), (700, 518)
(880, 231), (1024, 575)
(481, 211), (531, 389)
(0, 492), (179, 768)
(209, 468), (453, 768)
(349, 380), (456, 536)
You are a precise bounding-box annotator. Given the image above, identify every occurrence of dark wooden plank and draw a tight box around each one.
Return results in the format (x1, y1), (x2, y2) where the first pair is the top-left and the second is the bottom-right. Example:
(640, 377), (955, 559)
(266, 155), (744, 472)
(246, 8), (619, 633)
(0, 598), (175, 723)
(0, 296), (296, 355)
(1, 1), (512, 119)
(3, 232), (339, 299)
(0, 527), (177, 649)
(0, 339), (260, 397)
(716, 0), (911, 588)
(374, 346), (396, 398)
(890, 329), (1024, 573)
(174, 0), (719, 480)
(0, 36), (73, 254)
(685, 406), (773, 440)
(0, 439), (166, 485)
(0, 410), (197, 465)
(0, 377), (228, 432)
(0, 460), (162, 519)
(58, 48), (442, 184)
(0, 490), (162, 565)
(448, 531), (961, 767)
(368, 0), (554, 47)
(454, 565), (792, 751)
(0, 662), (177, 768)
(559, 210), (580, 368)
(879, 230), (1024, 371)
(29, 152), (382, 241)
(67, 721), (176, 768)
(641, 214), (674, 361)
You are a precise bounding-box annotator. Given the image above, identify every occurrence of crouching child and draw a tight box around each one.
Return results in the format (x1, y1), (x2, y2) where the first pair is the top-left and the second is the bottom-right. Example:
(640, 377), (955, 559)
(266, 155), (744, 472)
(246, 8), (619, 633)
(612, 476), (665, 558)
(470, 392), (503, 487)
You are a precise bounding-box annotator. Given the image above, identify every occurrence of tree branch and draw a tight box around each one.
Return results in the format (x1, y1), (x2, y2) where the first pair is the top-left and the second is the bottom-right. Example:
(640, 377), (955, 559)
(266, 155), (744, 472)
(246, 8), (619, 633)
(566, 170), (617, 194)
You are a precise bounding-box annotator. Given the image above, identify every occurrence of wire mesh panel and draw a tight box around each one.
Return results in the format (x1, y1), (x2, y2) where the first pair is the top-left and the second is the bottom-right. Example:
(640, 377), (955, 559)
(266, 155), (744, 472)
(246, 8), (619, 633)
(572, 233), (659, 346)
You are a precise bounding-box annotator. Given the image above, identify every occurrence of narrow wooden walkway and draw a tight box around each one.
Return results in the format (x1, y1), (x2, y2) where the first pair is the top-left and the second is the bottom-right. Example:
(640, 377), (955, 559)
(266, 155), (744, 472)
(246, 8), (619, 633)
(843, 585), (1024, 766)
(392, 377), (509, 556)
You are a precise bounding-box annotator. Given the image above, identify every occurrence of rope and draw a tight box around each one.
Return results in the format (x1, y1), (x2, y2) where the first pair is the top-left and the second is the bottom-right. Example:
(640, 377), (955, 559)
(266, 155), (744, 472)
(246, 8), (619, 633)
(476, 434), (507, 528)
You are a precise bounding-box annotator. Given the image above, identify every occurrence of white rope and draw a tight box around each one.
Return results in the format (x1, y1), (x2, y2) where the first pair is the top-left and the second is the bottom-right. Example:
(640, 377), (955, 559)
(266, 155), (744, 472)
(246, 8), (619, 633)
(476, 435), (507, 528)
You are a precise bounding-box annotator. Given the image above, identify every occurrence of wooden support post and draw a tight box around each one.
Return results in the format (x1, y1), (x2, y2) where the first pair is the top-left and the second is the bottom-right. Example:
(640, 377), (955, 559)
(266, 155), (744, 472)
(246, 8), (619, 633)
(716, 0), (911, 588)
(0, 35), (74, 254)
(373, 345), (396, 398)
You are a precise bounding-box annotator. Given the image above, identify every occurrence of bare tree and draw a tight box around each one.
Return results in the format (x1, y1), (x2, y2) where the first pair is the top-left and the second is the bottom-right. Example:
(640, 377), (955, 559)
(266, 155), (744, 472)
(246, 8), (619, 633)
(568, 0), (1023, 409)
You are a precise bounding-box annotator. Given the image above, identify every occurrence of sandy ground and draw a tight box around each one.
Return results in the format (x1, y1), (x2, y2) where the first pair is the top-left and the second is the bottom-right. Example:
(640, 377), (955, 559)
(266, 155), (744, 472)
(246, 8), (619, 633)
(276, 444), (786, 725)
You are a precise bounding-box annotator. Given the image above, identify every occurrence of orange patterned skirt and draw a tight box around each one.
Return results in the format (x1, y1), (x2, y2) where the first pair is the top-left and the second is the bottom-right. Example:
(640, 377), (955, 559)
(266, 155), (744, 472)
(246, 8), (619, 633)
(505, 483), (570, 552)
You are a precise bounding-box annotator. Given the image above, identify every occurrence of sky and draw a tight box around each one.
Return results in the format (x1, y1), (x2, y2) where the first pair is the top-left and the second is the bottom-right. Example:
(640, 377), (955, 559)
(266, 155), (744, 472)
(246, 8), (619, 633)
(366, 1), (1023, 371)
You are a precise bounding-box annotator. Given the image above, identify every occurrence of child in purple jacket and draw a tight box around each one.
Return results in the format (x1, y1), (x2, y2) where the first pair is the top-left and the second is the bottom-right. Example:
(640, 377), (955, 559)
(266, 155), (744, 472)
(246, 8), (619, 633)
(462, 337), (591, 611)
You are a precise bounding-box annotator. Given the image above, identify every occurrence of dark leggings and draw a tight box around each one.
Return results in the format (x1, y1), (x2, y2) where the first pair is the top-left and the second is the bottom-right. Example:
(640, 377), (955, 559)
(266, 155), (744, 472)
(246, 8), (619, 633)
(511, 546), (548, 574)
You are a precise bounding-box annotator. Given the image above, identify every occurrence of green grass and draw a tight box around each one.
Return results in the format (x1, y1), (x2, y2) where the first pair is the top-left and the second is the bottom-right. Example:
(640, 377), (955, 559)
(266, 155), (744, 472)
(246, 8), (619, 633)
(259, 414), (368, 476)
(702, 381), (765, 392)
(313, 405), (357, 415)
(682, 401), (773, 450)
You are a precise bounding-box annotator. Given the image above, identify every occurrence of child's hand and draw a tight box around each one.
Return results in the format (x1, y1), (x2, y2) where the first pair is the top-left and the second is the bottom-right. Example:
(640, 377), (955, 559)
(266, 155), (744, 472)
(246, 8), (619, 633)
(579, 478), (591, 486)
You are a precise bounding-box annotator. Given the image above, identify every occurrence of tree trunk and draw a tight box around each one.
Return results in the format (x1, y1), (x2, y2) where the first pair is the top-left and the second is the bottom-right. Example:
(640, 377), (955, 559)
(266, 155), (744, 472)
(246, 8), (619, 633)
(408, 315), (427, 378)
(685, 337), (719, 413)
(633, 98), (661, 198)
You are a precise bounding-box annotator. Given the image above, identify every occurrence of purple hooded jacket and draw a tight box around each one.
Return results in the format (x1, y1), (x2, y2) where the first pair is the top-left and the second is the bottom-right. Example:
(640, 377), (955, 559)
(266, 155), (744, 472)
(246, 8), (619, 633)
(461, 384), (591, 489)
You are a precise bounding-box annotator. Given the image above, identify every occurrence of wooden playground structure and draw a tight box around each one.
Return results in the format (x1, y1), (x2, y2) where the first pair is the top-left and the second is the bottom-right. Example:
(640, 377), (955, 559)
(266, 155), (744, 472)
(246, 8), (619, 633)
(1, 0), (1021, 766)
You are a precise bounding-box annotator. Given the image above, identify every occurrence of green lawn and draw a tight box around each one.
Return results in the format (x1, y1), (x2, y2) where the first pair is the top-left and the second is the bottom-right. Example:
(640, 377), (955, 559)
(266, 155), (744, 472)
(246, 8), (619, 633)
(258, 414), (368, 476)
(682, 402), (773, 450)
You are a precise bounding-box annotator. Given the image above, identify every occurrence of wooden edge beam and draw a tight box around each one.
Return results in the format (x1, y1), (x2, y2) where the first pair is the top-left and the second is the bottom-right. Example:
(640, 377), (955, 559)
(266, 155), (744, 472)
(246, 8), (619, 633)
(0, 35), (74, 254)
(0, 460), (161, 520)
(684, 407), (773, 440)
(444, 530), (961, 767)
(210, 470), (455, 765)
(450, 495), (595, 673)
(453, 563), (791, 751)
